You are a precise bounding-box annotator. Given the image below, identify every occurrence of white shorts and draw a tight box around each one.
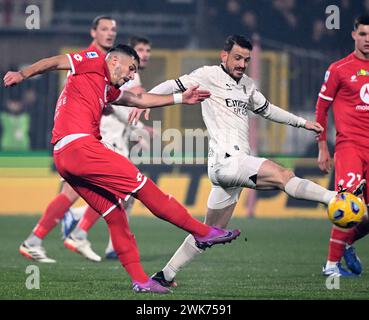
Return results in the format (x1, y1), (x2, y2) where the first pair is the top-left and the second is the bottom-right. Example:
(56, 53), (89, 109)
(207, 185), (243, 210)
(207, 150), (266, 209)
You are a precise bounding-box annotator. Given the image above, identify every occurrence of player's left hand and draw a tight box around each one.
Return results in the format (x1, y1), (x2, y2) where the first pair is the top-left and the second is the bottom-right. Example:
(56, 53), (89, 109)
(304, 120), (324, 134)
(128, 107), (150, 125)
(182, 85), (211, 104)
(3, 71), (25, 87)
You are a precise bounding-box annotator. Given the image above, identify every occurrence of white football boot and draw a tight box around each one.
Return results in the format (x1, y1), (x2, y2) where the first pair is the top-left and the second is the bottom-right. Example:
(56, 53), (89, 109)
(64, 235), (101, 262)
(19, 242), (56, 263)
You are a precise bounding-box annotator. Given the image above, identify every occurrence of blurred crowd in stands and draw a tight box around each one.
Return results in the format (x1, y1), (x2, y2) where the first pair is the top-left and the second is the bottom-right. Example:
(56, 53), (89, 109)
(208, 0), (365, 54)
(52, 0), (367, 54)
(0, 0), (366, 152)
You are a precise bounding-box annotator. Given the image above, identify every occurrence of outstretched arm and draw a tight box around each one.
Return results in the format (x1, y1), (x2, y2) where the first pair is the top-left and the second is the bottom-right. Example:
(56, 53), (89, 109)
(252, 89), (323, 134)
(114, 85), (210, 109)
(3, 55), (71, 87)
(257, 102), (322, 131)
(128, 79), (187, 124)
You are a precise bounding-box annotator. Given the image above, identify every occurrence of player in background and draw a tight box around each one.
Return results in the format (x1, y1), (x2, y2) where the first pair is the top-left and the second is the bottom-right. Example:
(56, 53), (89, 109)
(63, 36), (153, 260)
(17, 15), (118, 263)
(316, 15), (369, 277)
(4, 44), (241, 293)
(129, 35), (339, 287)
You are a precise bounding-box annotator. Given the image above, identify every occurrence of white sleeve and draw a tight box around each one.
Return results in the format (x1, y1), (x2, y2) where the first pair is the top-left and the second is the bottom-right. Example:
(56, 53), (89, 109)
(109, 105), (144, 129)
(148, 80), (178, 94)
(257, 103), (306, 127)
(251, 89), (306, 127)
(148, 67), (207, 94)
(175, 67), (207, 92)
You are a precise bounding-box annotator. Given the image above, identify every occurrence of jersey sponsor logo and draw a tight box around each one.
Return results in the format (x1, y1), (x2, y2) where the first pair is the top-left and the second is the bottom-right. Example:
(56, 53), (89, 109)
(324, 71), (330, 82)
(225, 98), (249, 116)
(85, 51), (99, 59)
(350, 75), (358, 82)
(321, 85), (327, 92)
(359, 84), (369, 104)
(73, 54), (83, 62)
(357, 69), (369, 76)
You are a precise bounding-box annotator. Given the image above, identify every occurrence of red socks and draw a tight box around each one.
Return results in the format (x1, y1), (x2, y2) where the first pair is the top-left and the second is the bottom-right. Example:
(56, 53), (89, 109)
(33, 194), (73, 239)
(327, 226), (354, 262)
(135, 178), (211, 237)
(104, 207), (148, 283)
(77, 206), (100, 232)
(347, 219), (369, 245)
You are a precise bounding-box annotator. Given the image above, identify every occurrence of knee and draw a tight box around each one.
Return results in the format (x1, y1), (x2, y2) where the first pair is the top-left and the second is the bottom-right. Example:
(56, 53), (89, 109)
(278, 169), (295, 189)
(62, 183), (79, 202)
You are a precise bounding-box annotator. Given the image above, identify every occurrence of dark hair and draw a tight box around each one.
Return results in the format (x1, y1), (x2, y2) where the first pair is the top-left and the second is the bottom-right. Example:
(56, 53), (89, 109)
(223, 35), (253, 52)
(107, 44), (140, 64)
(128, 35), (151, 48)
(91, 15), (115, 30)
(354, 15), (369, 30)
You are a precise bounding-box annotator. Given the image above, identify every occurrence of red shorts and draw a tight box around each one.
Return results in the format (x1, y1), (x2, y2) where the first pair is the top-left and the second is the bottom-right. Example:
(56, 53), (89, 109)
(334, 146), (369, 201)
(53, 135), (147, 215)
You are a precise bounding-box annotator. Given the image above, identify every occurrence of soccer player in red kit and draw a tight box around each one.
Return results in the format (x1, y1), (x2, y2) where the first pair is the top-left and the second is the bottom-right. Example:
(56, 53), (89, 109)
(3, 44), (241, 293)
(316, 15), (369, 277)
(17, 15), (118, 263)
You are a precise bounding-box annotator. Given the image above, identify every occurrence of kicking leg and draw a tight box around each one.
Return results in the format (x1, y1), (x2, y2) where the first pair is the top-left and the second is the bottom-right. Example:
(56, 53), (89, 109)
(155, 186), (240, 286)
(256, 159), (336, 204)
(105, 197), (134, 259)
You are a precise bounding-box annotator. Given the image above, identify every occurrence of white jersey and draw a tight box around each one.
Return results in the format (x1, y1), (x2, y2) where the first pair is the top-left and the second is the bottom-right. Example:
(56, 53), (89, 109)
(176, 65), (268, 155)
(173, 65), (306, 156)
(100, 73), (143, 157)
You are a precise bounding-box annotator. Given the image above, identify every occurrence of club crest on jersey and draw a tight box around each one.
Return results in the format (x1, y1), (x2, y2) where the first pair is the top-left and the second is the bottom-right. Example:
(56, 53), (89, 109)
(356, 69), (369, 76)
(85, 51), (99, 59)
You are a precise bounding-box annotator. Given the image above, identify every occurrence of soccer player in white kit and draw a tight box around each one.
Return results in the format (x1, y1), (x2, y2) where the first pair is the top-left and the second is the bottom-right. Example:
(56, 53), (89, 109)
(129, 35), (338, 286)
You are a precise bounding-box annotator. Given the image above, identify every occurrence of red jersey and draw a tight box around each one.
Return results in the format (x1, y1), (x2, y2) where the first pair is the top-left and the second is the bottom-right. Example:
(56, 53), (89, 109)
(316, 52), (369, 150)
(51, 45), (122, 144)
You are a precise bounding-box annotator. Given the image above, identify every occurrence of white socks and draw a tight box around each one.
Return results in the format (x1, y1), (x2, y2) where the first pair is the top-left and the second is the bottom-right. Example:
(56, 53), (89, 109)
(162, 234), (204, 281)
(70, 227), (87, 240)
(25, 233), (42, 247)
(284, 176), (336, 205)
(326, 260), (338, 268)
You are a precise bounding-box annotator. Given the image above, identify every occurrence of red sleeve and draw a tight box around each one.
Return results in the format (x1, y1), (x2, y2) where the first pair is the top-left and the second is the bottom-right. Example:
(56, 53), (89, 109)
(107, 86), (123, 103)
(318, 64), (340, 102)
(315, 96), (331, 141)
(66, 50), (104, 75)
(315, 64), (340, 141)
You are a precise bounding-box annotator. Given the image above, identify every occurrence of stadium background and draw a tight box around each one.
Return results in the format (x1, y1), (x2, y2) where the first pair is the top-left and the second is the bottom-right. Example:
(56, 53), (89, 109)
(1, 0), (369, 301)
(0, 0), (354, 218)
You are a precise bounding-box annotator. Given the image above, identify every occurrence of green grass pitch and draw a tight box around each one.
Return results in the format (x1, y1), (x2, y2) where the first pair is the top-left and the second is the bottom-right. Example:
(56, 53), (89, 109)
(1, 215), (368, 300)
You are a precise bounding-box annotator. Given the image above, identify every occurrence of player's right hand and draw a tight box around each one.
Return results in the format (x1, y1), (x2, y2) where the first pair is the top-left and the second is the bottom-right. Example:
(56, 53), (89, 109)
(304, 120), (324, 134)
(317, 142), (332, 173)
(182, 85), (211, 105)
(3, 71), (24, 87)
(128, 107), (150, 125)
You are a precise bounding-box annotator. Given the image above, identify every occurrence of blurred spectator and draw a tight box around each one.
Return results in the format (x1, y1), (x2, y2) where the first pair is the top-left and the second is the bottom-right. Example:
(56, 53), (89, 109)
(22, 88), (41, 150)
(0, 97), (30, 151)
(260, 0), (303, 46)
